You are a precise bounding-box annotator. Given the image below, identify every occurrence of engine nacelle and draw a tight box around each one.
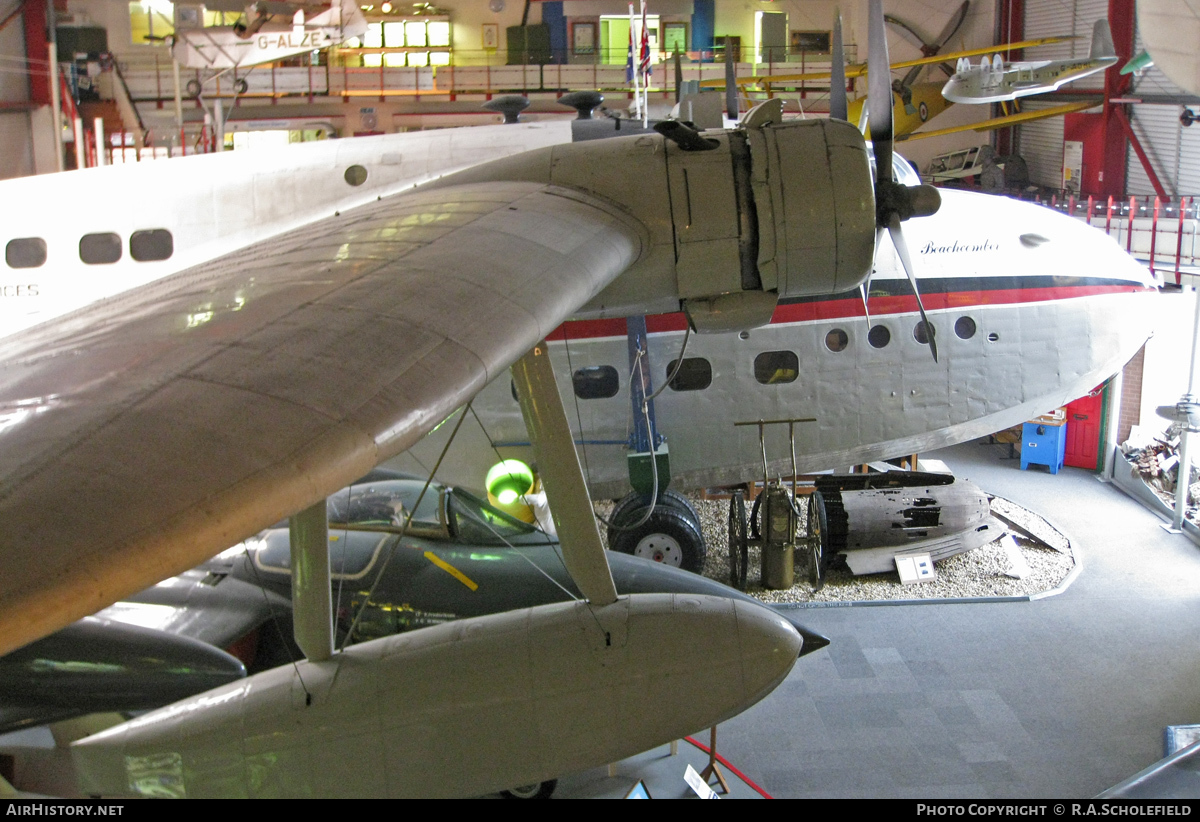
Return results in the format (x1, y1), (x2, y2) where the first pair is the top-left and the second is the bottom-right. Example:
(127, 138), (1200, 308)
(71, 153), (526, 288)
(657, 117), (875, 332)
(423, 116), (875, 332)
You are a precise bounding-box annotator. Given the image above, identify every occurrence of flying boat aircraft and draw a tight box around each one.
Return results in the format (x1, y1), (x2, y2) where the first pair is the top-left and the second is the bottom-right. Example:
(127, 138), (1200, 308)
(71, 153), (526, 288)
(941, 19), (1118, 104)
(391, 15), (1157, 572)
(169, 0), (367, 96)
(0, 0), (1157, 799)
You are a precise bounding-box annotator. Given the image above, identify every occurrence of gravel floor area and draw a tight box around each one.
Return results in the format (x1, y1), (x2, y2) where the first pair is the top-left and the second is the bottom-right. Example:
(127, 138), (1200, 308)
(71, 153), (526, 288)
(599, 491), (1074, 604)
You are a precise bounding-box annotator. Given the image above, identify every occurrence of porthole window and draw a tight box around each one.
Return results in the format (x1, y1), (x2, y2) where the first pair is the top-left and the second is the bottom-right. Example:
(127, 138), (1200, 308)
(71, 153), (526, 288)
(345, 165), (368, 186)
(130, 229), (173, 262)
(572, 365), (619, 399)
(913, 321), (936, 346)
(79, 232), (122, 265)
(955, 316), (976, 340)
(666, 357), (712, 392)
(988, 332), (1000, 342)
(6, 238), (46, 269)
(754, 350), (798, 384)
(825, 328), (849, 352)
(868, 324), (891, 349)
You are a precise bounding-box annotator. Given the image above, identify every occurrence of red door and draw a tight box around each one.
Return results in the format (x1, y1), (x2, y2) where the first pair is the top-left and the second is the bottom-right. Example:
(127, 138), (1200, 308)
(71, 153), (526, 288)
(1064, 385), (1107, 470)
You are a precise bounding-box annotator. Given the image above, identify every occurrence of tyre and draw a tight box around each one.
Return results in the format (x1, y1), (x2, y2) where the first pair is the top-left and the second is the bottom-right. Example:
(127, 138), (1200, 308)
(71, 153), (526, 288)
(501, 779), (556, 799)
(804, 491), (828, 590)
(609, 503), (706, 573)
(728, 490), (748, 589)
(185, 78), (201, 98)
(607, 488), (701, 534)
(234, 78), (249, 95)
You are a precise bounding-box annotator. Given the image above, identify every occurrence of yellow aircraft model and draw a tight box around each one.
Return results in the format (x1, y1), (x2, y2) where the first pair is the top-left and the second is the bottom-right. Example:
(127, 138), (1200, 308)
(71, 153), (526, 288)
(846, 79), (950, 136)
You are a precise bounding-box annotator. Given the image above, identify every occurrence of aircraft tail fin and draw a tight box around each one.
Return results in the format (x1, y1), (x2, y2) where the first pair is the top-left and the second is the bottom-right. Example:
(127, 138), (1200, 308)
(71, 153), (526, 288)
(1090, 19), (1116, 61)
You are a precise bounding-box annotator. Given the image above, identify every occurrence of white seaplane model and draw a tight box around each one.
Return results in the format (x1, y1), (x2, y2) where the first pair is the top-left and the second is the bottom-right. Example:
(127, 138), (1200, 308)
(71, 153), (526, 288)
(0, 0), (1155, 799)
(942, 18), (1118, 104)
(170, 0), (367, 96)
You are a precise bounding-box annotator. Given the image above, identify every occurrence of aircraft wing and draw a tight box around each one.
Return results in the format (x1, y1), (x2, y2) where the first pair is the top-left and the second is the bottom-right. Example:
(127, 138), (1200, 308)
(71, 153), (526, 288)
(895, 99), (1098, 141)
(0, 180), (645, 656)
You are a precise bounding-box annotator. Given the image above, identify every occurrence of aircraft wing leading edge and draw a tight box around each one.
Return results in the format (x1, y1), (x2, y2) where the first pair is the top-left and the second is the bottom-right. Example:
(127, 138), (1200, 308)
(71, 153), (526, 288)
(0, 181), (645, 656)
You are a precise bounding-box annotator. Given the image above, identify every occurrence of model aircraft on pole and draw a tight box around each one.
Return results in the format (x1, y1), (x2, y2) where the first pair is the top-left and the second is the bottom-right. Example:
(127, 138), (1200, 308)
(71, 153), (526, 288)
(169, 0), (367, 95)
(0, 0), (1157, 797)
(695, 5), (1091, 139)
(941, 19), (1117, 104)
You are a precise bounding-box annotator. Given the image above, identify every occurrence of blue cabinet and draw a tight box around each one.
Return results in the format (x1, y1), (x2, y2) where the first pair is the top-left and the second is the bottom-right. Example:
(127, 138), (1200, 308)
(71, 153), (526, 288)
(1020, 421), (1068, 474)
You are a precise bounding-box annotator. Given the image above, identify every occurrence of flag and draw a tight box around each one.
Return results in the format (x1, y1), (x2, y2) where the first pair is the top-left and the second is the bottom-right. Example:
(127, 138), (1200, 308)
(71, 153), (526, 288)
(638, 1), (652, 80)
(625, 4), (635, 83)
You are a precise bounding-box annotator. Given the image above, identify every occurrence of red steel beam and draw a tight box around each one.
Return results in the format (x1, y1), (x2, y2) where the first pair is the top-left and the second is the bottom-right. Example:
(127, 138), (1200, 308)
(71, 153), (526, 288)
(1112, 104), (1168, 199)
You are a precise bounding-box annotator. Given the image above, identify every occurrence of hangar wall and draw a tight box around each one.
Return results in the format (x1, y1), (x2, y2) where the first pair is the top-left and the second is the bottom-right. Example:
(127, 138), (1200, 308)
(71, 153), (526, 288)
(1016, 0), (1112, 189)
(1123, 29), (1200, 198)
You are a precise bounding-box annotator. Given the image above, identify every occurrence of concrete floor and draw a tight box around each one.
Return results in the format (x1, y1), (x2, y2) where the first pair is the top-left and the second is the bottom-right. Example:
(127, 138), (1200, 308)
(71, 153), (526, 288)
(711, 439), (1200, 799)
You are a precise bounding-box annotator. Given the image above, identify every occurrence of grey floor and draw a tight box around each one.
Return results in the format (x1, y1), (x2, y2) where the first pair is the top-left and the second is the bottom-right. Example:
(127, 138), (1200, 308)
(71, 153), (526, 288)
(710, 439), (1200, 799)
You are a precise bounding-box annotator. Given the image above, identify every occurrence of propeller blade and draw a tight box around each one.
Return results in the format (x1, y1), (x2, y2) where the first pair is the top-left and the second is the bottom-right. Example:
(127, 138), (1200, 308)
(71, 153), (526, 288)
(724, 36), (738, 121)
(867, 0), (894, 185)
(935, 1), (970, 51)
(830, 12), (847, 121)
(861, 225), (885, 325)
(674, 50), (683, 104)
(887, 215), (938, 362)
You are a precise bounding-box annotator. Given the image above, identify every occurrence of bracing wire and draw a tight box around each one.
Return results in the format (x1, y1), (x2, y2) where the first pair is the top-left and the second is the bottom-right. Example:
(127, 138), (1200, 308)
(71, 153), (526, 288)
(466, 403), (586, 593)
(465, 404), (557, 547)
(339, 402), (472, 651)
(452, 502), (582, 602)
(239, 537), (312, 698)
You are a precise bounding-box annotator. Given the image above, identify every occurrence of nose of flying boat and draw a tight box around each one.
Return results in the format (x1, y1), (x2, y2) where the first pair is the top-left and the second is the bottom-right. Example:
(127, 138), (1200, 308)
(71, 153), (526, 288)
(604, 552), (829, 657)
(780, 616), (831, 656)
(732, 598), (806, 704)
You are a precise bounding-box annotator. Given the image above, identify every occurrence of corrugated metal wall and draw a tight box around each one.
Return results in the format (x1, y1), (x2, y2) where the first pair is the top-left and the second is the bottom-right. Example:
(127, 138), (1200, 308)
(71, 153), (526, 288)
(1124, 25), (1200, 196)
(1018, 100), (1067, 187)
(1018, 0), (1111, 187)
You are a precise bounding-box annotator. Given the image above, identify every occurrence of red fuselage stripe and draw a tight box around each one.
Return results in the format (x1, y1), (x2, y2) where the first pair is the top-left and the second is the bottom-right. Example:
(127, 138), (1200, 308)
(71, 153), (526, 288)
(547, 283), (1145, 341)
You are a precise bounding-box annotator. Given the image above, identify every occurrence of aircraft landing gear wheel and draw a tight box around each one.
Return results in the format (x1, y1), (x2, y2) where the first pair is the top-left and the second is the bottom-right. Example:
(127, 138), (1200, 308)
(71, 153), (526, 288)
(804, 492), (827, 592)
(234, 78), (249, 95)
(608, 489), (701, 533)
(608, 498), (706, 573)
(185, 78), (201, 98)
(501, 779), (556, 799)
(728, 490), (749, 589)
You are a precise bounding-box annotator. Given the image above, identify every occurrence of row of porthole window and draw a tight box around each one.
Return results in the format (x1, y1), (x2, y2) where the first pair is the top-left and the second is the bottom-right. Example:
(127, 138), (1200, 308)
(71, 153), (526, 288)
(549, 315), (988, 400)
(826, 316), (984, 353)
(5, 230), (175, 269)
